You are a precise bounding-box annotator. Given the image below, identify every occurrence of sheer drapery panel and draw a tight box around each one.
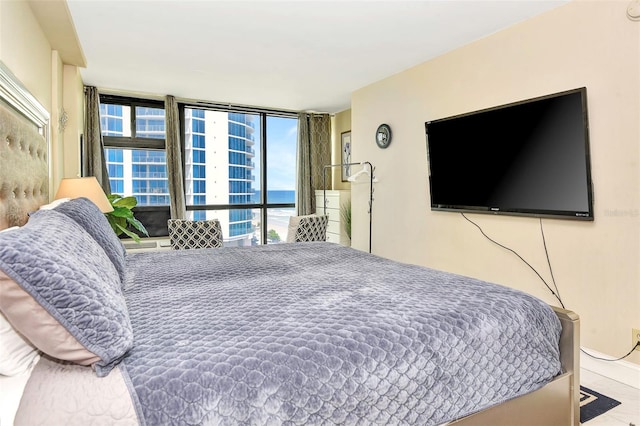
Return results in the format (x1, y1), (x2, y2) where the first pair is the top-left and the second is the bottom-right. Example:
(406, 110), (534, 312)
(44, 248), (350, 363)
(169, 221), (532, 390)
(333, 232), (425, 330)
(296, 113), (330, 216)
(164, 95), (186, 219)
(83, 86), (111, 194)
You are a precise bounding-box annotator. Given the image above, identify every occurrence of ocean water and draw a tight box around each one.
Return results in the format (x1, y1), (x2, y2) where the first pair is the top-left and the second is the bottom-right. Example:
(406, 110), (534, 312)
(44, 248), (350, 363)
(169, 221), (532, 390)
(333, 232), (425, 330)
(254, 190), (296, 241)
(253, 190), (295, 204)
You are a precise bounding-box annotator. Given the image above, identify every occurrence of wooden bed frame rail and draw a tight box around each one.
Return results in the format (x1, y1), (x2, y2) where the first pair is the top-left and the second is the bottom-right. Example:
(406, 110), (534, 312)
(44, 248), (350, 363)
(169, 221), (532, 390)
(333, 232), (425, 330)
(450, 306), (580, 426)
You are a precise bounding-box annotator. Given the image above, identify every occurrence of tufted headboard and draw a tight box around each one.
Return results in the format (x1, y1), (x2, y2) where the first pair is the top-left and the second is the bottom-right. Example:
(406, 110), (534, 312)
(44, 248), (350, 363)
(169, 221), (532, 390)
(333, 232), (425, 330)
(0, 62), (50, 230)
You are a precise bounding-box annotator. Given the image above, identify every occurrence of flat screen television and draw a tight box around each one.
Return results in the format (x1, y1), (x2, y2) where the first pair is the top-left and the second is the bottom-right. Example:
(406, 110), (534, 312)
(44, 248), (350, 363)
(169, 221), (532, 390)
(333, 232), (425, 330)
(425, 87), (593, 220)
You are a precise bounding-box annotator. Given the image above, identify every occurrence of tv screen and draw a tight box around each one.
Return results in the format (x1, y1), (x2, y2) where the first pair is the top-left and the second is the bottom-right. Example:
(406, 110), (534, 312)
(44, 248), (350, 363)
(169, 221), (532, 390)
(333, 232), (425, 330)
(425, 87), (593, 220)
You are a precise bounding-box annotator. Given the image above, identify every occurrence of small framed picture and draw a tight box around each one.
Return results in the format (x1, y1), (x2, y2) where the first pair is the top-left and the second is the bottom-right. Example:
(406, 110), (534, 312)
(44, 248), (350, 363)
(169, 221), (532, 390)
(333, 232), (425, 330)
(341, 131), (351, 182)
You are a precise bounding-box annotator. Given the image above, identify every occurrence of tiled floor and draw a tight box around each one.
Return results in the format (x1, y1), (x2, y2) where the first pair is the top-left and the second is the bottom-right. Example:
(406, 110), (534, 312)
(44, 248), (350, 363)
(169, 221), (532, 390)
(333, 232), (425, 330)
(580, 368), (640, 425)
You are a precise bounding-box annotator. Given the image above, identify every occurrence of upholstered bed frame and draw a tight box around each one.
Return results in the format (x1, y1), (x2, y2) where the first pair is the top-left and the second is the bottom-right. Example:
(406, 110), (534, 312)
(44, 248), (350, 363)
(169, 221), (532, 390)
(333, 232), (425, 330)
(0, 61), (49, 230)
(0, 61), (580, 425)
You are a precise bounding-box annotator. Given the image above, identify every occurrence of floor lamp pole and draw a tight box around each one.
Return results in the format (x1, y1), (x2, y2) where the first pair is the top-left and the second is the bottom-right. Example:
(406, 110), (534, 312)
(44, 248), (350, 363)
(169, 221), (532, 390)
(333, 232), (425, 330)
(322, 162), (375, 253)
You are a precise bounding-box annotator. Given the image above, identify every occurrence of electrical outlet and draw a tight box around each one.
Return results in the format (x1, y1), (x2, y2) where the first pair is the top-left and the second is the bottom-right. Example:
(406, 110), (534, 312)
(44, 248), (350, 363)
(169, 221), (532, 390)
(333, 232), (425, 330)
(633, 328), (640, 351)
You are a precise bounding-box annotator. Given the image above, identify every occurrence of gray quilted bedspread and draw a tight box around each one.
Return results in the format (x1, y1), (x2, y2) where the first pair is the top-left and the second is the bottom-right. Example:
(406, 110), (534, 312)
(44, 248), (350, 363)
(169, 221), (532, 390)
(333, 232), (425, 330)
(121, 242), (561, 425)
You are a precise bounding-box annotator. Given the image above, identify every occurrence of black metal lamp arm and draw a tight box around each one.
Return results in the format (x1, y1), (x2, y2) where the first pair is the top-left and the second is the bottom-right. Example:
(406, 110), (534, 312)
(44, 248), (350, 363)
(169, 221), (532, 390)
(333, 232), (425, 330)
(321, 162), (375, 253)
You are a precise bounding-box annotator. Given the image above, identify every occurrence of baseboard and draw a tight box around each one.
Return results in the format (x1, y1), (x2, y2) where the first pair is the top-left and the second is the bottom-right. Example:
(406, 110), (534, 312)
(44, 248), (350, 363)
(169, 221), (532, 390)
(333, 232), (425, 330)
(580, 347), (640, 389)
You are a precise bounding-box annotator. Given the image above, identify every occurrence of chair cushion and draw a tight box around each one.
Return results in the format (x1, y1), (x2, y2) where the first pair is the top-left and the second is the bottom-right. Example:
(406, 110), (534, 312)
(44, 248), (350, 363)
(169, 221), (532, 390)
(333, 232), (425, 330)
(286, 214), (328, 243)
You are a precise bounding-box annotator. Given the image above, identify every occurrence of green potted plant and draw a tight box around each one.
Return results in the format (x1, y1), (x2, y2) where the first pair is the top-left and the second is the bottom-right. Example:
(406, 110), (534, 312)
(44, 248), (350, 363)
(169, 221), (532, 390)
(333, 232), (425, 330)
(340, 199), (351, 242)
(105, 194), (149, 243)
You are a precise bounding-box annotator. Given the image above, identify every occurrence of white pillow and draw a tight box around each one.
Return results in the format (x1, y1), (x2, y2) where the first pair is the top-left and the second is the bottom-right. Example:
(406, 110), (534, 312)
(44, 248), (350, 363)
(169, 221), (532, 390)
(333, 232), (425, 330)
(38, 198), (70, 210)
(0, 311), (40, 376)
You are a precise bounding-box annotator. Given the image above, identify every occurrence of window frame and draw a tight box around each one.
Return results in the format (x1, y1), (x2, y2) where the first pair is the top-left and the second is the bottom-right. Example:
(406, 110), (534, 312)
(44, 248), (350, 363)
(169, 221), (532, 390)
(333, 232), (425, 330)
(99, 94), (170, 237)
(98, 94), (298, 242)
(179, 103), (297, 245)
(99, 95), (166, 150)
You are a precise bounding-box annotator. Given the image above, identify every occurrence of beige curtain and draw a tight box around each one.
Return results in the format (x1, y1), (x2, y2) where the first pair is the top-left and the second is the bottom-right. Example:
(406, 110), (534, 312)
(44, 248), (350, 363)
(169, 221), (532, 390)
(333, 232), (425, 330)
(164, 95), (186, 219)
(296, 113), (331, 215)
(83, 86), (111, 194)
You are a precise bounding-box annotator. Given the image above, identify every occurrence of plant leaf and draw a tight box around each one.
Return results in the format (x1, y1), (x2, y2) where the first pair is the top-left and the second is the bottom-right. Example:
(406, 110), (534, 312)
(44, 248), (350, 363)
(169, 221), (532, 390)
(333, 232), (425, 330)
(104, 194), (146, 242)
(106, 214), (126, 235)
(112, 196), (137, 209)
(126, 217), (149, 236)
(109, 206), (134, 219)
(114, 222), (141, 243)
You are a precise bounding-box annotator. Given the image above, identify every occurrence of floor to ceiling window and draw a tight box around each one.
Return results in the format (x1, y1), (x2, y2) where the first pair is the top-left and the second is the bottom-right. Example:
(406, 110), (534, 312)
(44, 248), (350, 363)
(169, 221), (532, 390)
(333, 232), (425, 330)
(182, 106), (298, 246)
(99, 95), (298, 245)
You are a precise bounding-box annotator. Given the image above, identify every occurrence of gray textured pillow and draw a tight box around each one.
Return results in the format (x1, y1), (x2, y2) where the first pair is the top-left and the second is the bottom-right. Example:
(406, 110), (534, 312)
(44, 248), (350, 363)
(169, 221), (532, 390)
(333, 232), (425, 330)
(0, 210), (133, 377)
(51, 197), (127, 284)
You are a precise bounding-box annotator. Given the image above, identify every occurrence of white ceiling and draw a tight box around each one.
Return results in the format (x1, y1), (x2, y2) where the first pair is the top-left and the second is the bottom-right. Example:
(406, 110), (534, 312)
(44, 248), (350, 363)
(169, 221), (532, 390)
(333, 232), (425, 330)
(66, 0), (568, 113)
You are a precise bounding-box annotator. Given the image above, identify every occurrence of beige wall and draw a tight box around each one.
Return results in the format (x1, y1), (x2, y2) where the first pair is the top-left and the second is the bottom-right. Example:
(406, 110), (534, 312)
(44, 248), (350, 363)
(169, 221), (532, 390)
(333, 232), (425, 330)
(0, 0), (52, 111)
(0, 0), (84, 195)
(352, 0), (640, 364)
(51, 50), (64, 193)
(62, 64), (84, 178)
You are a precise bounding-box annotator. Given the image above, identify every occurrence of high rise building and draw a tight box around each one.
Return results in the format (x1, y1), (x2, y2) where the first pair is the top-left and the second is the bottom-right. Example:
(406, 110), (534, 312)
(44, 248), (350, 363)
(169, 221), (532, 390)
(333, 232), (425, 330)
(184, 109), (256, 246)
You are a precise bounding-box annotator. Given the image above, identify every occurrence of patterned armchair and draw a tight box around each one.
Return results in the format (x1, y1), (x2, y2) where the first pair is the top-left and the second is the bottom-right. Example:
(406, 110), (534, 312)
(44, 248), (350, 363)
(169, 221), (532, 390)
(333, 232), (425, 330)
(167, 219), (224, 250)
(285, 215), (329, 243)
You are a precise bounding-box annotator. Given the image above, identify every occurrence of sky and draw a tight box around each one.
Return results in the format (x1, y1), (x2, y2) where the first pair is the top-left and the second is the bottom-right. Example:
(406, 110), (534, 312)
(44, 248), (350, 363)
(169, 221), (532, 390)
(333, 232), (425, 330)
(262, 116), (297, 191)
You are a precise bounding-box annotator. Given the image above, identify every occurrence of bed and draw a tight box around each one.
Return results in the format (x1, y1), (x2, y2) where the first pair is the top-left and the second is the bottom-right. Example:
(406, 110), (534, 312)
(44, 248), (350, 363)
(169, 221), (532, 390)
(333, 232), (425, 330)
(0, 62), (580, 426)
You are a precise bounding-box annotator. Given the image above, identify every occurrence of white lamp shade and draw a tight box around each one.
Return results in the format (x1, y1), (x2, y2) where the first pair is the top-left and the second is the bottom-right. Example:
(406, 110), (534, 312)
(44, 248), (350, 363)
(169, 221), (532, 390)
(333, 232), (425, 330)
(54, 177), (114, 213)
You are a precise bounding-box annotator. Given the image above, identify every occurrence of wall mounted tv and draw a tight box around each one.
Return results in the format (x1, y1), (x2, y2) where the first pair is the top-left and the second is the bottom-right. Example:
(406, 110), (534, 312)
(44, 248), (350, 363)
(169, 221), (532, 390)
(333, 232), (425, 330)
(425, 87), (593, 220)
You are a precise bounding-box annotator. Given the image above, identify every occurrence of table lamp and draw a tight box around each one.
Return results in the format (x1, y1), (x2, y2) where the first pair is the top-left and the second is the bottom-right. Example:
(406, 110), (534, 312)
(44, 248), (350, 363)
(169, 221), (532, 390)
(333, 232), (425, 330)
(54, 177), (114, 213)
